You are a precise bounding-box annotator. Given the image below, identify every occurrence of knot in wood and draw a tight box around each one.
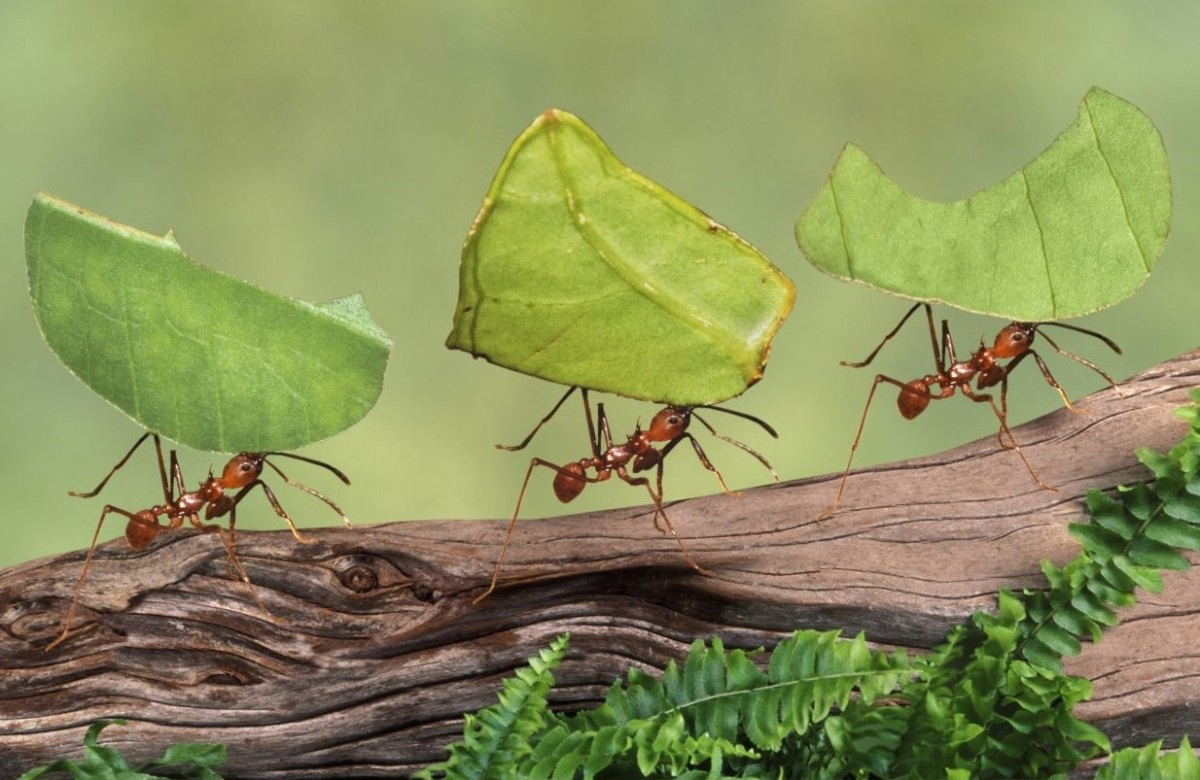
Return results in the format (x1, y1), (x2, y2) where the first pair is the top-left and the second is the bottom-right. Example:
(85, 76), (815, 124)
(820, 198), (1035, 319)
(337, 561), (380, 593)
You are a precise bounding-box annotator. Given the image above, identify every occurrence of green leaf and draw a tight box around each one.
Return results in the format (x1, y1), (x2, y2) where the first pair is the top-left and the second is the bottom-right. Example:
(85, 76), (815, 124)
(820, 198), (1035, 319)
(1163, 492), (1200, 524)
(18, 719), (226, 780)
(795, 87), (1170, 321)
(1144, 516), (1200, 550)
(1128, 537), (1191, 571)
(447, 109), (795, 405)
(1033, 621), (1082, 658)
(26, 193), (392, 452)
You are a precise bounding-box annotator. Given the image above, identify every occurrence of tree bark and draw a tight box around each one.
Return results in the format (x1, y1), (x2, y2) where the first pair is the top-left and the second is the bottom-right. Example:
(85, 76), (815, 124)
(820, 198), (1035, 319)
(1, 350), (1198, 778)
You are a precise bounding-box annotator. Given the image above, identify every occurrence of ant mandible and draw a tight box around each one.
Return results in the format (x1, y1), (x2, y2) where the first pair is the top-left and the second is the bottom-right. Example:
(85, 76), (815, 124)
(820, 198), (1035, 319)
(475, 387), (779, 603)
(47, 432), (351, 650)
(819, 302), (1121, 520)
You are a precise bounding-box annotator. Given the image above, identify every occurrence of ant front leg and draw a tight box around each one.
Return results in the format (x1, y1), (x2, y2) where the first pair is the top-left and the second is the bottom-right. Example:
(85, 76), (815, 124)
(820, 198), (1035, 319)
(1004, 345), (1086, 414)
(258, 458), (352, 529)
(222, 480), (318, 545)
(690, 412), (779, 483)
(656, 433), (736, 496)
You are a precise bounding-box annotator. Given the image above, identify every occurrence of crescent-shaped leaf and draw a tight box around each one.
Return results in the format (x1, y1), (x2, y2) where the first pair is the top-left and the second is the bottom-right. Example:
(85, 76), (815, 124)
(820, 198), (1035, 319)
(26, 193), (392, 453)
(795, 87), (1171, 321)
(447, 109), (795, 406)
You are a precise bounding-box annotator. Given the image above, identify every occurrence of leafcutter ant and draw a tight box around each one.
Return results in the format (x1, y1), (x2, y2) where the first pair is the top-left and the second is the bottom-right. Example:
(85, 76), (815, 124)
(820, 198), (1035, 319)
(47, 432), (350, 650)
(476, 387), (779, 602)
(819, 303), (1121, 519)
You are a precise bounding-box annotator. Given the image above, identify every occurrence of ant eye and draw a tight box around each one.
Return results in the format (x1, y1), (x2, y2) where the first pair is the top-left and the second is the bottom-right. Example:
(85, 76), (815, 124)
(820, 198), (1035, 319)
(1012, 332), (1025, 342)
(240, 463), (253, 473)
(669, 415), (681, 426)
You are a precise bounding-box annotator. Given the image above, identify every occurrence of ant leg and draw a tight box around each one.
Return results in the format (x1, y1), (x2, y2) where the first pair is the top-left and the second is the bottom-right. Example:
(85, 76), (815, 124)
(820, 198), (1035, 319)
(188, 511), (271, 617)
(592, 393), (616, 456)
(168, 448), (187, 502)
(476, 457), (620, 603)
(497, 386), (579, 451)
(69, 432), (160, 499)
(690, 412), (779, 482)
(1033, 329), (1123, 402)
(476, 457), (551, 603)
(962, 387), (1056, 492)
(820, 374), (922, 521)
(1038, 321), (1123, 357)
(657, 433), (735, 496)
(227, 481), (318, 544)
(650, 456), (668, 532)
(46, 505), (139, 651)
(617, 467), (713, 577)
(214, 513), (270, 616)
(842, 303), (931, 368)
(938, 317), (958, 371)
(260, 459), (351, 529)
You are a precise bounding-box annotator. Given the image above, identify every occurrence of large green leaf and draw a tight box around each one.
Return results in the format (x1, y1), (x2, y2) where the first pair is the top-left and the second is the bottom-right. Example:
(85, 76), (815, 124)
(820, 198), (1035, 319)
(447, 109), (795, 406)
(27, 193), (392, 453)
(796, 87), (1171, 321)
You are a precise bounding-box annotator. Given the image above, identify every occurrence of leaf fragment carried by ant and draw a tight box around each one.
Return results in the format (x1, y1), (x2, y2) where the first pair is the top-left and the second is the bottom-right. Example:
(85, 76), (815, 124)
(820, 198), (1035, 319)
(447, 109), (796, 406)
(26, 193), (393, 452)
(795, 87), (1171, 321)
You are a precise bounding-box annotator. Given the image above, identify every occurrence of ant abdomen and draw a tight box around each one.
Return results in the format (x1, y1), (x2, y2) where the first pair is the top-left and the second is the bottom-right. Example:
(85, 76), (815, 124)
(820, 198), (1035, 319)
(552, 462), (587, 503)
(124, 511), (161, 550)
(897, 379), (930, 420)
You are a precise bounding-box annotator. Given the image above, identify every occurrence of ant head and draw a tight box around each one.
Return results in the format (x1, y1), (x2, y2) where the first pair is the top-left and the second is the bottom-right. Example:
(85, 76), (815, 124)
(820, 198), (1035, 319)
(223, 453), (265, 487)
(647, 406), (692, 443)
(992, 323), (1037, 359)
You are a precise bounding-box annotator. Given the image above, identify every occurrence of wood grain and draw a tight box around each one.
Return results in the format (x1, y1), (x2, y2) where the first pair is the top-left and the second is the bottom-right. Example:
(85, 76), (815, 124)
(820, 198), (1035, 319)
(1, 350), (1198, 778)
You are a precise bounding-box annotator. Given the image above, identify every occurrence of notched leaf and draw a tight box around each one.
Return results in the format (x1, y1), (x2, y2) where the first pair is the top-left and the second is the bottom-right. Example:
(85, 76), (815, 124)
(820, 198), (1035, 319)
(26, 193), (392, 452)
(447, 108), (795, 405)
(796, 87), (1171, 321)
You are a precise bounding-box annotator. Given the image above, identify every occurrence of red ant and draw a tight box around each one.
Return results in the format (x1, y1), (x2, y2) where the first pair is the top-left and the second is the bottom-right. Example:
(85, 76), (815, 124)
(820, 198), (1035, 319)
(476, 387), (779, 602)
(820, 302), (1121, 519)
(47, 432), (350, 650)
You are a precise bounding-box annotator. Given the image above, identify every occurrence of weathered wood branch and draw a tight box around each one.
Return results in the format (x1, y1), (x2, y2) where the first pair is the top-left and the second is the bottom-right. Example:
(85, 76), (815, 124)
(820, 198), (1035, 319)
(2, 351), (1199, 778)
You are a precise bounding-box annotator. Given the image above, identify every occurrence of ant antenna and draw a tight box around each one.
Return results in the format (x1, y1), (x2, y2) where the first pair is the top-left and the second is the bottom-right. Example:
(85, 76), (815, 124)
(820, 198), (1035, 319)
(261, 453), (352, 528)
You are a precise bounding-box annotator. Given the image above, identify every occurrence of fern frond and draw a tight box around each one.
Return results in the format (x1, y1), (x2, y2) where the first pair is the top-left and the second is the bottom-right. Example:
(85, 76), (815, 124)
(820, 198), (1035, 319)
(527, 630), (908, 778)
(1095, 735), (1200, 779)
(416, 633), (570, 780)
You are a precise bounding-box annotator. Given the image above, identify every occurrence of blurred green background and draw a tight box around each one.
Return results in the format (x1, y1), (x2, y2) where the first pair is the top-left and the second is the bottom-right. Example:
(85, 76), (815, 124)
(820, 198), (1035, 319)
(2, 3), (1197, 570)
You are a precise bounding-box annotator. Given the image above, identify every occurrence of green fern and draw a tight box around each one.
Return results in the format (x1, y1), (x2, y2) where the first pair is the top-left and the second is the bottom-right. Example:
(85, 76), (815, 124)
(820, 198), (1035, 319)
(425, 390), (1200, 778)
(527, 630), (909, 778)
(416, 633), (570, 779)
(18, 719), (226, 779)
(1095, 735), (1200, 779)
(1019, 401), (1200, 675)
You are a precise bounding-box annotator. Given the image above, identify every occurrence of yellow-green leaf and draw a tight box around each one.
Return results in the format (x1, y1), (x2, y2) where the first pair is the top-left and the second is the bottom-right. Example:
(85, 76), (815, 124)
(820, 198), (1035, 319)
(796, 87), (1171, 321)
(447, 109), (795, 405)
(27, 193), (392, 452)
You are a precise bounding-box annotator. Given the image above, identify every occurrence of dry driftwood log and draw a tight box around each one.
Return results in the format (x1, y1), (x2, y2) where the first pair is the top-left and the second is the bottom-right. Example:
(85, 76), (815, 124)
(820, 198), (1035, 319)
(1, 350), (1199, 778)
